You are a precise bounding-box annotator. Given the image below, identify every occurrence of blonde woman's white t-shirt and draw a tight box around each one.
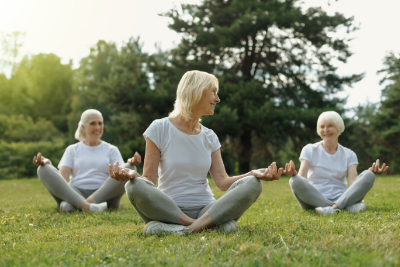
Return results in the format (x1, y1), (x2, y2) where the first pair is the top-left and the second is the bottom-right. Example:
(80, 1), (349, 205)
(58, 141), (124, 190)
(143, 118), (221, 207)
(299, 141), (358, 200)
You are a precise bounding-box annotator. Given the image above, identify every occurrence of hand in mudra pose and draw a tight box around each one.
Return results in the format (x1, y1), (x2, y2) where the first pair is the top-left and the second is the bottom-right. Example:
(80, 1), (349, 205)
(282, 160), (297, 177)
(251, 162), (283, 181)
(109, 161), (140, 182)
(368, 159), (389, 174)
(33, 152), (51, 166)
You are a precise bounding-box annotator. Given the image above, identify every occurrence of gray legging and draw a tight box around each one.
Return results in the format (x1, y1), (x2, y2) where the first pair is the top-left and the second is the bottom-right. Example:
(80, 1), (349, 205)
(124, 176), (263, 225)
(37, 163), (136, 209)
(289, 170), (376, 210)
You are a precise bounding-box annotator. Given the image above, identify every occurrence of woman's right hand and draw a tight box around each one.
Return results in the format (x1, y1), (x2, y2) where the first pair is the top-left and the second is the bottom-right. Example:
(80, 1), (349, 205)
(283, 160), (297, 177)
(251, 162), (283, 181)
(109, 161), (139, 182)
(33, 152), (50, 166)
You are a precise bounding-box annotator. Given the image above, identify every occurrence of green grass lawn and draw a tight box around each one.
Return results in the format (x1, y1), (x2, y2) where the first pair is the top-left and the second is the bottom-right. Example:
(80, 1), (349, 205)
(1, 176), (400, 266)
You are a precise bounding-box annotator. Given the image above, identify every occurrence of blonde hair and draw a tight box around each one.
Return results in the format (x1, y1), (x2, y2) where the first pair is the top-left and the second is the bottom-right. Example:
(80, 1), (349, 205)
(169, 70), (219, 121)
(316, 111), (345, 135)
(74, 109), (103, 141)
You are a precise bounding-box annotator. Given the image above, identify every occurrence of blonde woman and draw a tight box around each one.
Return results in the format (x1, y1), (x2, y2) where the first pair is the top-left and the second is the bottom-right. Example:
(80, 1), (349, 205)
(283, 111), (389, 216)
(33, 109), (141, 212)
(109, 70), (282, 235)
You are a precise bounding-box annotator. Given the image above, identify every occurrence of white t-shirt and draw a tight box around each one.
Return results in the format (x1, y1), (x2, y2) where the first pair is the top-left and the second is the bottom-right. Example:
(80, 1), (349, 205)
(58, 141), (124, 190)
(299, 141), (358, 200)
(143, 117), (221, 207)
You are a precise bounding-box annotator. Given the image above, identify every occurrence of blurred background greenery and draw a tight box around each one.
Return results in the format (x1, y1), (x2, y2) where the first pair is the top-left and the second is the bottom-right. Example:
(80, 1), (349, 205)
(1, 0), (399, 179)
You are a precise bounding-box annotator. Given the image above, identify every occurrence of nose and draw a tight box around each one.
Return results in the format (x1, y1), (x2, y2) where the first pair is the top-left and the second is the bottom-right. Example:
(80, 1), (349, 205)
(215, 95), (220, 103)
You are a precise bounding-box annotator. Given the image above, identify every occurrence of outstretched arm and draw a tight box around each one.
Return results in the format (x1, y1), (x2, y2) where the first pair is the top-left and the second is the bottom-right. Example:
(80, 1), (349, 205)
(209, 149), (283, 191)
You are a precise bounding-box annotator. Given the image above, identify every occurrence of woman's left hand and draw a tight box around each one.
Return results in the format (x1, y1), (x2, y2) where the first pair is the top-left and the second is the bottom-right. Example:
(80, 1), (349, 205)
(127, 152), (142, 165)
(252, 162), (283, 181)
(368, 159), (389, 174)
(109, 162), (139, 182)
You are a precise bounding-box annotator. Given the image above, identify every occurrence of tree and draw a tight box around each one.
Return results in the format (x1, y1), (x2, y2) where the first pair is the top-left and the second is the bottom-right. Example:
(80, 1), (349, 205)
(9, 53), (74, 132)
(373, 52), (400, 173)
(79, 38), (181, 160)
(164, 0), (363, 172)
(69, 40), (120, 144)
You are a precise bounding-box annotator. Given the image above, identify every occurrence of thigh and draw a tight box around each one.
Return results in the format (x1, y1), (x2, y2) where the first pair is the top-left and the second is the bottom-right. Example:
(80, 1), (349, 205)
(207, 176), (263, 225)
(289, 175), (333, 209)
(125, 178), (182, 224)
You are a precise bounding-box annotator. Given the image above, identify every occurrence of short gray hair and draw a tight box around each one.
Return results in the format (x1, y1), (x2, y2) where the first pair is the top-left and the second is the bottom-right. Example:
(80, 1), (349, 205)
(317, 111), (345, 135)
(74, 109), (103, 141)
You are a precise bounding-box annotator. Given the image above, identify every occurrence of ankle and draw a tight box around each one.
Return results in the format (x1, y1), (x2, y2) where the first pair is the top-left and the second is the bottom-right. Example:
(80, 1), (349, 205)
(78, 200), (90, 211)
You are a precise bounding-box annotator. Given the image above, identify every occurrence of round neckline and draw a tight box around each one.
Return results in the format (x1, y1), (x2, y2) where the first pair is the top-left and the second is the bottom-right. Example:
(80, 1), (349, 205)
(167, 118), (203, 136)
(320, 141), (339, 156)
(81, 140), (103, 148)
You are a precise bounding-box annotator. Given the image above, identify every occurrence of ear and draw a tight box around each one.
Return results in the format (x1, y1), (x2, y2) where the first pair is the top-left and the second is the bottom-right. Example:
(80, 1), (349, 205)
(81, 124), (85, 132)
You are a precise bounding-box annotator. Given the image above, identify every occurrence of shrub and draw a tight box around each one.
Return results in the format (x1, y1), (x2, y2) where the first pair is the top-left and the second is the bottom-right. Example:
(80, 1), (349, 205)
(0, 139), (66, 179)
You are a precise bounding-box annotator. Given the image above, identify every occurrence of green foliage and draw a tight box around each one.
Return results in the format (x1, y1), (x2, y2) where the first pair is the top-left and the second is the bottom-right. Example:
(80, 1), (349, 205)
(1, 177), (400, 265)
(164, 0), (363, 172)
(0, 114), (62, 142)
(0, 140), (65, 179)
(372, 52), (400, 173)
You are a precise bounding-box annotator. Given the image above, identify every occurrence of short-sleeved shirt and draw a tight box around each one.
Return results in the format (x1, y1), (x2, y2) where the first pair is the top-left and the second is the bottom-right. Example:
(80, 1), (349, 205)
(58, 141), (124, 190)
(143, 117), (221, 207)
(299, 141), (358, 200)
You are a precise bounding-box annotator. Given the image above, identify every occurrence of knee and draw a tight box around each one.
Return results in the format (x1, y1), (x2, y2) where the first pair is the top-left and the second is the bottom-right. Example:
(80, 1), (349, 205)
(124, 178), (152, 200)
(360, 170), (376, 186)
(37, 164), (51, 180)
(289, 175), (304, 191)
(245, 176), (263, 197)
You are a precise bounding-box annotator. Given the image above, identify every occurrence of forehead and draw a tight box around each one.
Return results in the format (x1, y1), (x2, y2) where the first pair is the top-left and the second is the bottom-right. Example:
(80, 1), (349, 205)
(86, 114), (103, 122)
(319, 120), (335, 126)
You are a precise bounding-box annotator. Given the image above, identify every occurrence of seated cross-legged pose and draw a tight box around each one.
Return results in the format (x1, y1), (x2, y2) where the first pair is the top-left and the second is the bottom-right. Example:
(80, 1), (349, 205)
(283, 111), (389, 216)
(33, 109), (141, 212)
(109, 70), (283, 235)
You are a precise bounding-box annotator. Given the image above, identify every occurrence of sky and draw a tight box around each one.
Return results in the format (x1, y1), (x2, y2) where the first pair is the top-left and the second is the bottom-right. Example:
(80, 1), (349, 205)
(0, 0), (399, 109)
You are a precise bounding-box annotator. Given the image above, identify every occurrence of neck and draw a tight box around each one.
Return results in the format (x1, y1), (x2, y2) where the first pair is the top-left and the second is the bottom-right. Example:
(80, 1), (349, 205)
(83, 138), (101, 146)
(322, 139), (338, 153)
(170, 114), (201, 134)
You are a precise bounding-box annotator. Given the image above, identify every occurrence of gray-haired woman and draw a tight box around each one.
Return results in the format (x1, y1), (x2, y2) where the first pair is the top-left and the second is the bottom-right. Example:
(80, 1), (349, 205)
(33, 109), (141, 212)
(108, 70), (283, 235)
(283, 111), (389, 216)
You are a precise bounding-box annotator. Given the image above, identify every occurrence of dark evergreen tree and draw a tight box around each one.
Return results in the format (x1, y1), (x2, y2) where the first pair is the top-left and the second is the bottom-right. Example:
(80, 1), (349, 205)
(373, 52), (400, 173)
(164, 0), (363, 172)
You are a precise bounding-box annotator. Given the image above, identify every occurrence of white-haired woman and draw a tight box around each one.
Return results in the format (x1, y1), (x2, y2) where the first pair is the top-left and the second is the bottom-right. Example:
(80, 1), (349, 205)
(283, 111), (389, 216)
(33, 109), (141, 212)
(108, 70), (282, 235)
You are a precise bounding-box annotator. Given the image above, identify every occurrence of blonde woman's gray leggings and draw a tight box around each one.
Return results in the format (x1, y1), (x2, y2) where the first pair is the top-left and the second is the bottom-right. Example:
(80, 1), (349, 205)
(124, 176), (263, 225)
(37, 163), (136, 209)
(289, 170), (376, 210)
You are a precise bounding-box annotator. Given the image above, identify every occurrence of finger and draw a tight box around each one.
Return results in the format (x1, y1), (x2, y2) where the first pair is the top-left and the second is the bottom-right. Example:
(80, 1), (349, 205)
(380, 163), (386, 171)
(109, 164), (115, 178)
(127, 158), (133, 165)
(384, 166), (389, 172)
(114, 162), (119, 175)
(37, 153), (42, 164)
(33, 156), (37, 164)
(376, 159), (380, 169)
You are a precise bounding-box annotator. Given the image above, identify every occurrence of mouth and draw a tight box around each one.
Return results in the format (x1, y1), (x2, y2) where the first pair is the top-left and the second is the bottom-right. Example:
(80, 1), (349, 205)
(210, 103), (215, 108)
